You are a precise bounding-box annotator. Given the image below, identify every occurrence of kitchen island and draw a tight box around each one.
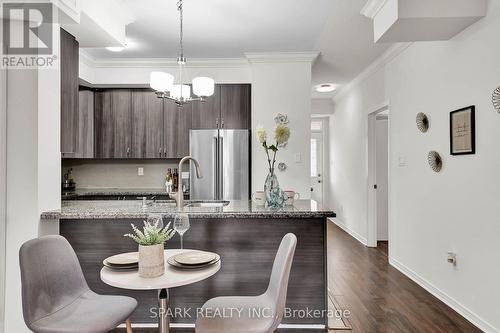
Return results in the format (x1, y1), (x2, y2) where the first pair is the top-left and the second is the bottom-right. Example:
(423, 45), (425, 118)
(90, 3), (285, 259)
(41, 200), (335, 328)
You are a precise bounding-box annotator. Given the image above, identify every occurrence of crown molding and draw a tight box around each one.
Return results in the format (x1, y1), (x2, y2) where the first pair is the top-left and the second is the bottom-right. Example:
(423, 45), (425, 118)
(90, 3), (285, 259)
(245, 52), (320, 64)
(332, 42), (412, 103)
(360, 0), (388, 19)
(79, 50), (250, 69)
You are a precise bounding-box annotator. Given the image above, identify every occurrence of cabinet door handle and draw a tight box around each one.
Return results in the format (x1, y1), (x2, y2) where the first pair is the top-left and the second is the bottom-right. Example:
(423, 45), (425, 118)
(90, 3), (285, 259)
(159, 148), (162, 157)
(216, 117), (219, 128)
(127, 148), (130, 156)
(164, 147), (167, 157)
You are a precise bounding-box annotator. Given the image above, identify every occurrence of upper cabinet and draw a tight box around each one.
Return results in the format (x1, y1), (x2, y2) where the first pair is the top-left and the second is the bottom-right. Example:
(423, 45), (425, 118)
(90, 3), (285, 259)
(69, 84), (250, 160)
(191, 84), (251, 129)
(60, 29), (79, 157)
(131, 90), (164, 159)
(220, 84), (251, 129)
(191, 85), (220, 129)
(75, 89), (94, 158)
(94, 89), (132, 159)
(164, 100), (192, 158)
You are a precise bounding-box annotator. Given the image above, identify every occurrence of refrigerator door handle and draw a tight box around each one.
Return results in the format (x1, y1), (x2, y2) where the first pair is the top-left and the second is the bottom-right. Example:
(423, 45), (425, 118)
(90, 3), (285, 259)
(218, 136), (224, 199)
(213, 136), (218, 200)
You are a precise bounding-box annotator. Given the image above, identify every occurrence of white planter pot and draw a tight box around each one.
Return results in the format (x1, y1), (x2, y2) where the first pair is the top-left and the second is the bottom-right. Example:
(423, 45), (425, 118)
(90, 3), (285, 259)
(139, 243), (165, 278)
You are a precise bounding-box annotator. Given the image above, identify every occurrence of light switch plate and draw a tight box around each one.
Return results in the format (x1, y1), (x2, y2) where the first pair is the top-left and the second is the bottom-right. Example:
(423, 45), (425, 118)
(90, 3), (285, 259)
(398, 156), (407, 167)
(294, 153), (301, 163)
(138, 167), (144, 176)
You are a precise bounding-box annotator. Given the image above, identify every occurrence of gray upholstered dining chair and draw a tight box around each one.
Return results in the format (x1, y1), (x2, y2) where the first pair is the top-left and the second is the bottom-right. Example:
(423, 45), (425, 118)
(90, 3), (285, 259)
(19, 235), (137, 333)
(195, 233), (297, 333)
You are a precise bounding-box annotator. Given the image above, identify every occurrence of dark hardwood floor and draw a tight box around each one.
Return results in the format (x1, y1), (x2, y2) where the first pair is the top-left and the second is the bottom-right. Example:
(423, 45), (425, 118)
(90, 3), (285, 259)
(111, 222), (482, 333)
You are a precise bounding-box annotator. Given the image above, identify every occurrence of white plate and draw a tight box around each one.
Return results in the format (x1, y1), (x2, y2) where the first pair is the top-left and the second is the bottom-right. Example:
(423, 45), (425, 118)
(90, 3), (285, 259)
(168, 255), (220, 270)
(173, 251), (217, 266)
(104, 252), (139, 266)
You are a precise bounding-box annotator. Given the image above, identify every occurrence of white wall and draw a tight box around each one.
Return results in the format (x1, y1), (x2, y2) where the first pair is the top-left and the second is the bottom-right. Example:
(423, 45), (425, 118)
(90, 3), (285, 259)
(3, 23), (61, 333)
(250, 59), (314, 197)
(0, 23), (7, 333)
(375, 118), (388, 241)
(329, 2), (500, 331)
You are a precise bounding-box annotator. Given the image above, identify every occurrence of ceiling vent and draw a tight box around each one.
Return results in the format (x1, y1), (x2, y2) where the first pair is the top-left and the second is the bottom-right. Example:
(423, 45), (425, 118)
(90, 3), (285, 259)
(361, 0), (487, 43)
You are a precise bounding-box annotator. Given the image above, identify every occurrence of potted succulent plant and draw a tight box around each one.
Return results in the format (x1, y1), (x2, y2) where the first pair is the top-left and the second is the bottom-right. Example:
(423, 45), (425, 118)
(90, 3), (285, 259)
(124, 220), (176, 278)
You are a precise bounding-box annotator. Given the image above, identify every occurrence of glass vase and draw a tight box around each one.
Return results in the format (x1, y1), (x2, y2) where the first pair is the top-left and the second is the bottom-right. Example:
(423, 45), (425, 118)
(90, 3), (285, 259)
(264, 172), (286, 209)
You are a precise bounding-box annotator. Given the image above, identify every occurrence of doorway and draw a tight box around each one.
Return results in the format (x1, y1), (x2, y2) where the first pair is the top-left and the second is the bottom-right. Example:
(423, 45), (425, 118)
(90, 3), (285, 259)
(367, 105), (390, 249)
(311, 118), (328, 206)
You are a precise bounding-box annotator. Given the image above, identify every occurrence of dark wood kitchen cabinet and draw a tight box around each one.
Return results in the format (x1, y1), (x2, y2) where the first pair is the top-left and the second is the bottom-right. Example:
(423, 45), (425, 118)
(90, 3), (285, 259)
(220, 84), (251, 129)
(164, 100), (192, 158)
(191, 84), (250, 130)
(191, 85), (220, 129)
(131, 90), (164, 158)
(60, 29), (79, 158)
(94, 89), (132, 158)
(75, 89), (94, 158)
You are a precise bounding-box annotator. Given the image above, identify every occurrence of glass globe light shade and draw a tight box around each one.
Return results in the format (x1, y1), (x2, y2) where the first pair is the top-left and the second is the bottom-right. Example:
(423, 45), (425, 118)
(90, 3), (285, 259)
(170, 84), (191, 99)
(192, 77), (215, 97)
(150, 72), (174, 92)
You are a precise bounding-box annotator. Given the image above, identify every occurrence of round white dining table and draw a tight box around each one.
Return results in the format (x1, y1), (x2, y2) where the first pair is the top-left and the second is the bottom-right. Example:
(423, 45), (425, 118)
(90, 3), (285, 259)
(101, 249), (221, 333)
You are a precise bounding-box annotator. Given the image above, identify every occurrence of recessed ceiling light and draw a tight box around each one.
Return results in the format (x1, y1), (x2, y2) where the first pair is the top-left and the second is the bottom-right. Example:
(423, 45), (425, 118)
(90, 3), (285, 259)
(106, 46), (125, 52)
(315, 83), (337, 93)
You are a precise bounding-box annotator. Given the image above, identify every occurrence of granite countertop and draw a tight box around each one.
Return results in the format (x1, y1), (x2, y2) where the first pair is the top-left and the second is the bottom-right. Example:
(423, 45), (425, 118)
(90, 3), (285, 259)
(62, 188), (171, 199)
(41, 200), (336, 220)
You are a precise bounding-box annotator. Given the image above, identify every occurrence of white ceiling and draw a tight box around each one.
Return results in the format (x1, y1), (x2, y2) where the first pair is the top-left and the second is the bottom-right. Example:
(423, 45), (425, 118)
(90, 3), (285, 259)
(83, 0), (391, 95)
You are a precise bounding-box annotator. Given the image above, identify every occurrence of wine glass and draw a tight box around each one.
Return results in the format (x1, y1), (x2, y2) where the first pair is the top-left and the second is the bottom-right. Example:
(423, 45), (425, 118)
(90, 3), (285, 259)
(174, 213), (190, 249)
(147, 214), (164, 228)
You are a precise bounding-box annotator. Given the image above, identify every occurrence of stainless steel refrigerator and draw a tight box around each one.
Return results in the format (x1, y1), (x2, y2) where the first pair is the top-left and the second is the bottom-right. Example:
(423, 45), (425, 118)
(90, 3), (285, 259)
(190, 129), (250, 200)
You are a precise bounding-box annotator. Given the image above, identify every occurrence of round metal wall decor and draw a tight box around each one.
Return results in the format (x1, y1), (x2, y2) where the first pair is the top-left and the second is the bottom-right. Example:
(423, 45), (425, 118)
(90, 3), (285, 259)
(493, 87), (500, 113)
(277, 162), (287, 172)
(428, 151), (443, 173)
(416, 112), (429, 133)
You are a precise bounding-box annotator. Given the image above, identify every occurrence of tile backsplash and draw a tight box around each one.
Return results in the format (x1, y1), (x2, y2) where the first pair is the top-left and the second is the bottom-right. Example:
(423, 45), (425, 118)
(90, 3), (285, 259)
(62, 160), (187, 189)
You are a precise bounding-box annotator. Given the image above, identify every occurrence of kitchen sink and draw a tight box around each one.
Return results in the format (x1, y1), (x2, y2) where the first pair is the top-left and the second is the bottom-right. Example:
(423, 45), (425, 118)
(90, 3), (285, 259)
(187, 201), (230, 208)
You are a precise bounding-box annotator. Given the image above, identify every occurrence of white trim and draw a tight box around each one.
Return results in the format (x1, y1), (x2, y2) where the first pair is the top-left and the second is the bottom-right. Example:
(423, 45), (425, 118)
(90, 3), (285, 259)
(245, 52), (319, 64)
(328, 218), (367, 246)
(360, 0), (389, 19)
(389, 257), (498, 333)
(118, 323), (326, 330)
(332, 43), (412, 103)
(0, 38), (6, 333)
(79, 49), (251, 69)
(80, 52), (250, 69)
(367, 103), (390, 248)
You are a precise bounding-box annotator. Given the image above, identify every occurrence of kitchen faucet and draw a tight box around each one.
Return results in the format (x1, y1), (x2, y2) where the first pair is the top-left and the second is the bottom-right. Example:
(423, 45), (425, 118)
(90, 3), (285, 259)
(170, 156), (202, 209)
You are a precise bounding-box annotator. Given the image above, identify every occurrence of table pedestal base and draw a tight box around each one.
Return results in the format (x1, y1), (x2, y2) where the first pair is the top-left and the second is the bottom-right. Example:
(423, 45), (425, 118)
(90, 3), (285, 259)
(158, 288), (170, 333)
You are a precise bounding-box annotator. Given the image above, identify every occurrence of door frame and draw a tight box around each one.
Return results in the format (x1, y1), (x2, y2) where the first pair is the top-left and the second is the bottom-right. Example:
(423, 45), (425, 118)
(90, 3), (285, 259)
(367, 103), (391, 249)
(311, 116), (329, 205)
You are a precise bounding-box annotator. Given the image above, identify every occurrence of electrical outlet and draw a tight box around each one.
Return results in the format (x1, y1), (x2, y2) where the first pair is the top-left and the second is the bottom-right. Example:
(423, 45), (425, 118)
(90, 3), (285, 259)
(138, 167), (144, 176)
(398, 156), (407, 167)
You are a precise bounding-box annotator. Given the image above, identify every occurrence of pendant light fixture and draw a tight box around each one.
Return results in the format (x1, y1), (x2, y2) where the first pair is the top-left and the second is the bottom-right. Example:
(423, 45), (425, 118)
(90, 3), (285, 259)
(150, 0), (215, 105)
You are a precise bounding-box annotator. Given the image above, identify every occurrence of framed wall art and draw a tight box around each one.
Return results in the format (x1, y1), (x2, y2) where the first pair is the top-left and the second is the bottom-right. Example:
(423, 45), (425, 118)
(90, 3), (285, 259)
(450, 106), (475, 155)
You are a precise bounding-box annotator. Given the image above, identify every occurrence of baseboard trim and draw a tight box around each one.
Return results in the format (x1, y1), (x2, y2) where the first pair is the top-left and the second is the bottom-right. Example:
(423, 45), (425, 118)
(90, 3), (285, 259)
(328, 217), (367, 246)
(389, 257), (498, 333)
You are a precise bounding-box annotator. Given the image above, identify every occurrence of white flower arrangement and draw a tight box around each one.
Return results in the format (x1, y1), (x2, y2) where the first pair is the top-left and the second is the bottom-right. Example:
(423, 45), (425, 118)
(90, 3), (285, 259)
(256, 114), (291, 174)
(124, 220), (176, 246)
